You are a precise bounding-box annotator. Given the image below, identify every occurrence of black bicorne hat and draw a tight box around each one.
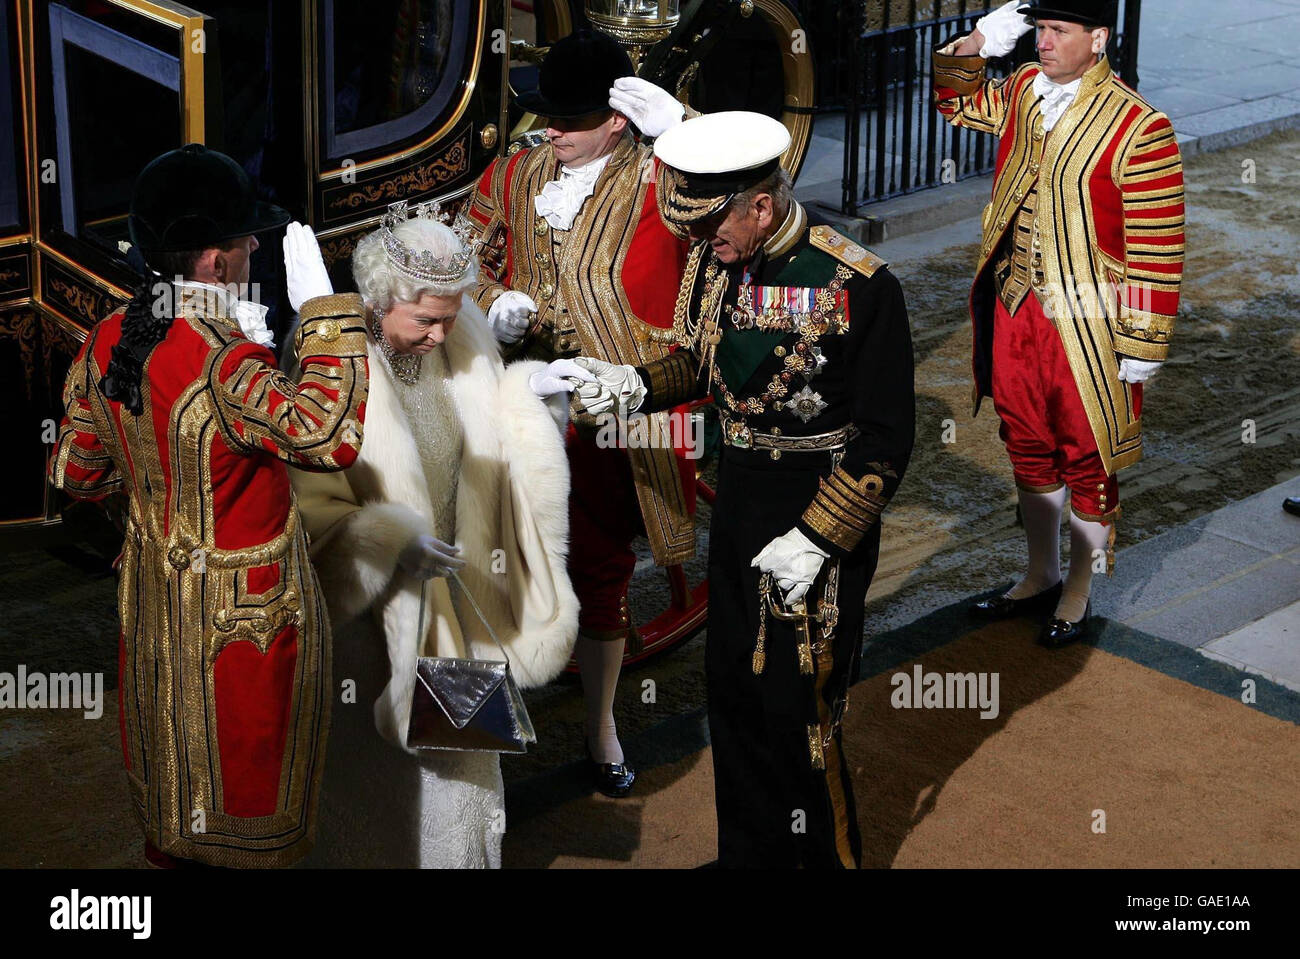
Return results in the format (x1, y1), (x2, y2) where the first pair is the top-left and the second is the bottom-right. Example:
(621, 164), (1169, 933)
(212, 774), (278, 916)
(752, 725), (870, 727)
(128, 143), (290, 255)
(515, 29), (635, 120)
(1021, 0), (1118, 28)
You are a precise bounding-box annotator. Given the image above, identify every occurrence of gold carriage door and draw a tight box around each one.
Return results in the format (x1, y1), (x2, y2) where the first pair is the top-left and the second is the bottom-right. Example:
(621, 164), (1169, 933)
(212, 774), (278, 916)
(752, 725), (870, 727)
(14, 0), (213, 525)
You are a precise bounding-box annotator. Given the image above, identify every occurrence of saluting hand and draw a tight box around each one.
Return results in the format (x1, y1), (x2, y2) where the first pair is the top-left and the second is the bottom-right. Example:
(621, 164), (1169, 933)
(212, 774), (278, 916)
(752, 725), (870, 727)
(975, 1), (1033, 59)
(283, 221), (334, 313)
(609, 77), (686, 139)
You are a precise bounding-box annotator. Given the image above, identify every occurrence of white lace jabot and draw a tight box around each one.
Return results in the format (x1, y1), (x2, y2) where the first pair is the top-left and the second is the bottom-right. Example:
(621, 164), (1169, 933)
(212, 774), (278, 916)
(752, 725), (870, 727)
(1033, 71), (1082, 133)
(533, 153), (612, 231)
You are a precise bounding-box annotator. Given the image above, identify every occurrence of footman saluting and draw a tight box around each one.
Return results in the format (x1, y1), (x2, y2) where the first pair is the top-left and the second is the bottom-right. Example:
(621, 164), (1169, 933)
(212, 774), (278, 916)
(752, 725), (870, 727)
(934, 0), (1185, 645)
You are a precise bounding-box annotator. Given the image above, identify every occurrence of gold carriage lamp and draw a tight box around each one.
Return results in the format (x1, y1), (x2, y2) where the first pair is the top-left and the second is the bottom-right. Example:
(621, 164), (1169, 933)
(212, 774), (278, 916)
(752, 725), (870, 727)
(585, 0), (681, 66)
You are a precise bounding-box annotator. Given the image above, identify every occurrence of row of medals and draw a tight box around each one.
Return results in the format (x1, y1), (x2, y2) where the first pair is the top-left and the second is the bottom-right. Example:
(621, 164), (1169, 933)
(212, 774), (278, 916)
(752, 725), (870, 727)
(720, 279), (847, 442)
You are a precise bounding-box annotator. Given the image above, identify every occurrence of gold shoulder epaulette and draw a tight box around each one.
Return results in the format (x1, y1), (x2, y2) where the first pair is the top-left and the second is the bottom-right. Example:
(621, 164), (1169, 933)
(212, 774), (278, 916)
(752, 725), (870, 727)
(809, 225), (886, 278)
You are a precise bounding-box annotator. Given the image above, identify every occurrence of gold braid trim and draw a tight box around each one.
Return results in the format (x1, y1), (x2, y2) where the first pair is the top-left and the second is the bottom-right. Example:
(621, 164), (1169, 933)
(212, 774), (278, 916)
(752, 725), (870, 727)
(642, 349), (699, 409)
(295, 293), (369, 358)
(933, 41), (986, 96)
(657, 164), (730, 228)
(802, 467), (888, 553)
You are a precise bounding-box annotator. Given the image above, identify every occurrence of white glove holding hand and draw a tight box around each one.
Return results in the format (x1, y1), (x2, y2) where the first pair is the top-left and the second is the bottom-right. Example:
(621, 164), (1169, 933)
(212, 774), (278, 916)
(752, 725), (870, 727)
(976, 1), (1033, 58)
(751, 527), (831, 607)
(398, 533), (466, 580)
(1118, 358), (1162, 383)
(529, 358), (597, 398)
(283, 221), (334, 313)
(488, 290), (538, 345)
(572, 356), (647, 412)
(571, 379), (617, 419)
(609, 77), (686, 138)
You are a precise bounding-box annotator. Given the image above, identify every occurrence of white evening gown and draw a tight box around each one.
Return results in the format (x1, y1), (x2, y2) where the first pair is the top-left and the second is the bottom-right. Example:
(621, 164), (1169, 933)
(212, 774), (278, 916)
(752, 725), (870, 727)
(306, 344), (505, 869)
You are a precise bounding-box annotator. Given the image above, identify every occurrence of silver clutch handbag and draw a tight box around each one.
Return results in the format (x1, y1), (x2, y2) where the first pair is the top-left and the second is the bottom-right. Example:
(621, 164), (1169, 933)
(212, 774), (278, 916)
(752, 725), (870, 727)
(405, 571), (537, 754)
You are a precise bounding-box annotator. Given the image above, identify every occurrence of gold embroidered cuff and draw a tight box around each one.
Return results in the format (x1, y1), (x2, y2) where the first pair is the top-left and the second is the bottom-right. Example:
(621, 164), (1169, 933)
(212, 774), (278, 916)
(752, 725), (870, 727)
(934, 38), (986, 96)
(296, 293), (368, 357)
(641, 350), (700, 411)
(800, 467), (888, 554)
(1113, 312), (1173, 362)
(472, 283), (507, 315)
(1113, 335), (1169, 362)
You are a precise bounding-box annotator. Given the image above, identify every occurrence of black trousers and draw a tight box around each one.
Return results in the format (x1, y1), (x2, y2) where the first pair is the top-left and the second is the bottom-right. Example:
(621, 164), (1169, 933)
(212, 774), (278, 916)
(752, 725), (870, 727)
(707, 444), (878, 868)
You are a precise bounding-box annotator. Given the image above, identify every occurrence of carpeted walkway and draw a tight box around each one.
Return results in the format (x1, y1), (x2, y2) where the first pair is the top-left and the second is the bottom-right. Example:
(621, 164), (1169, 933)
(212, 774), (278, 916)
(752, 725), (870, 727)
(502, 604), (1300, 868)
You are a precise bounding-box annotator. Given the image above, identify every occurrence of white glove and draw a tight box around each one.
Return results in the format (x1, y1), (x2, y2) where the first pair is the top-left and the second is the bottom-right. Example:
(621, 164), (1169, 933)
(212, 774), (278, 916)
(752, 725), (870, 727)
(572, 356), (647, 412)
(609, 77), (686, 138)
(571, 379), (617, 419)
(488, 290), (537, 345)
(398, 533), (466, 580)
(528, 358), (596, 398)
(283, 221), (333, 313)
(976, 1), (1033, 58)
(751, 527), (830, 607)
(1118, 358), (1162, 383)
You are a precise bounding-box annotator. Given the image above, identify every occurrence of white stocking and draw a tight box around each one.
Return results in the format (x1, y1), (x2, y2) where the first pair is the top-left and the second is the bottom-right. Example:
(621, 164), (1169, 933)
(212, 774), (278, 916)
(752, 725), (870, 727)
(574, 633), (626, 765)
(1006, 486), (1067, 600)
(1059, 512), (1110, 622)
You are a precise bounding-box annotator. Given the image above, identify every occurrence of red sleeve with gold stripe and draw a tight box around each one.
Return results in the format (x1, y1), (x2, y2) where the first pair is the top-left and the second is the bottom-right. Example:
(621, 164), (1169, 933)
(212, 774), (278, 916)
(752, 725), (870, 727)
(466, 155), (514, 316)
(933, 38), (1030, 135)
(51, 332), (123, 500)
(211, 293), (369, 472)
(1113, 113), (1184, 361)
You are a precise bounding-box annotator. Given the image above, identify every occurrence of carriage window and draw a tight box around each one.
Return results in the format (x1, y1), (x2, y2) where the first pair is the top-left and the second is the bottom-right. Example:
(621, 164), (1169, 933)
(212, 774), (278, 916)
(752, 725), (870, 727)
(47, 4), (182, 253)
(324, 0), (472, 159)
(0, 2), (21, 231)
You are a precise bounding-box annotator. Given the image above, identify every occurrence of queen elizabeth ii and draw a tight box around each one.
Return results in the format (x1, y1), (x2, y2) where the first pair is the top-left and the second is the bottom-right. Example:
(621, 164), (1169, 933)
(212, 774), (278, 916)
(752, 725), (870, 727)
(290, 202), (597, 867)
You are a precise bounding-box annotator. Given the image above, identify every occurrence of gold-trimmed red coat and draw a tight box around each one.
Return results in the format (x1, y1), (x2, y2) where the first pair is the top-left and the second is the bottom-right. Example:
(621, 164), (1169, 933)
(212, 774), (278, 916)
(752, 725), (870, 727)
(51, 290), (369, 867)
(934, 47), (1185, 473)
(465, 134), (694, 565)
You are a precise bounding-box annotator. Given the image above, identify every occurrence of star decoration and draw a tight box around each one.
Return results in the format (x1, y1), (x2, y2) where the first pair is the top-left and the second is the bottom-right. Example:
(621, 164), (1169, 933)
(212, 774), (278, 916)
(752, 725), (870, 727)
(807, 346), (828, 378)
(786, 386), (827, 423)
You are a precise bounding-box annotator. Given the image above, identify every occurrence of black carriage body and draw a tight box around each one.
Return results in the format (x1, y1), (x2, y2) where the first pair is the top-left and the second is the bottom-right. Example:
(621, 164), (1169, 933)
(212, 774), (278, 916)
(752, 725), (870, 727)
(0, 0), (509, 528)
(0, 0), (814, 531)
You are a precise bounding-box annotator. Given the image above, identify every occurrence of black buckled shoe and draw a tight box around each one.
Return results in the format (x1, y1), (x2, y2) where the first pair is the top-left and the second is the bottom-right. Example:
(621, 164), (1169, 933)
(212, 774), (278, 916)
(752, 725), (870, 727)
(1038, 601), (1092, 648)
(586, 741), (637, 798)
(1284, 497), (1300, 517)
(970, 581), (1062, 620)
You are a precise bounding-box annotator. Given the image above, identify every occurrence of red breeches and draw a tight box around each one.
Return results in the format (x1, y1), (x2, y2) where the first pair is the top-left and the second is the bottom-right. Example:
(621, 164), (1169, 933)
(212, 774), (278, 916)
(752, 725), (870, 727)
(565, 419), (697, 634)
(991, 294), (1136, 520)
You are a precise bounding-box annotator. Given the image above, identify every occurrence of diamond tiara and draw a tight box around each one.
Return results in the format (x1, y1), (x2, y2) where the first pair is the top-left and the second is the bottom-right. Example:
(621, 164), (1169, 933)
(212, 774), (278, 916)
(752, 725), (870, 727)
(379, 199), (477, 285)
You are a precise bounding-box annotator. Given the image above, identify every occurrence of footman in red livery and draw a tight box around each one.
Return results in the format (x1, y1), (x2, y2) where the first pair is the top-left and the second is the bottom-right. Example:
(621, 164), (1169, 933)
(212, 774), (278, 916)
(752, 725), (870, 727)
(51, 144), (369, 868)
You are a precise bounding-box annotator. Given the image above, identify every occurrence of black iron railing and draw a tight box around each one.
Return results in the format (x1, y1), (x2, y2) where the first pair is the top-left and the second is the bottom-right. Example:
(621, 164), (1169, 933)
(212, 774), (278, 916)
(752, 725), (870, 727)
(840, 0), (1143, 213)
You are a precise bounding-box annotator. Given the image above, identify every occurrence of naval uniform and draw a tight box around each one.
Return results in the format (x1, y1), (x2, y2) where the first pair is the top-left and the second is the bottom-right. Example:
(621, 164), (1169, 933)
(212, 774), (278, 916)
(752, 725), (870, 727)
(637, 202), (915, 867)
